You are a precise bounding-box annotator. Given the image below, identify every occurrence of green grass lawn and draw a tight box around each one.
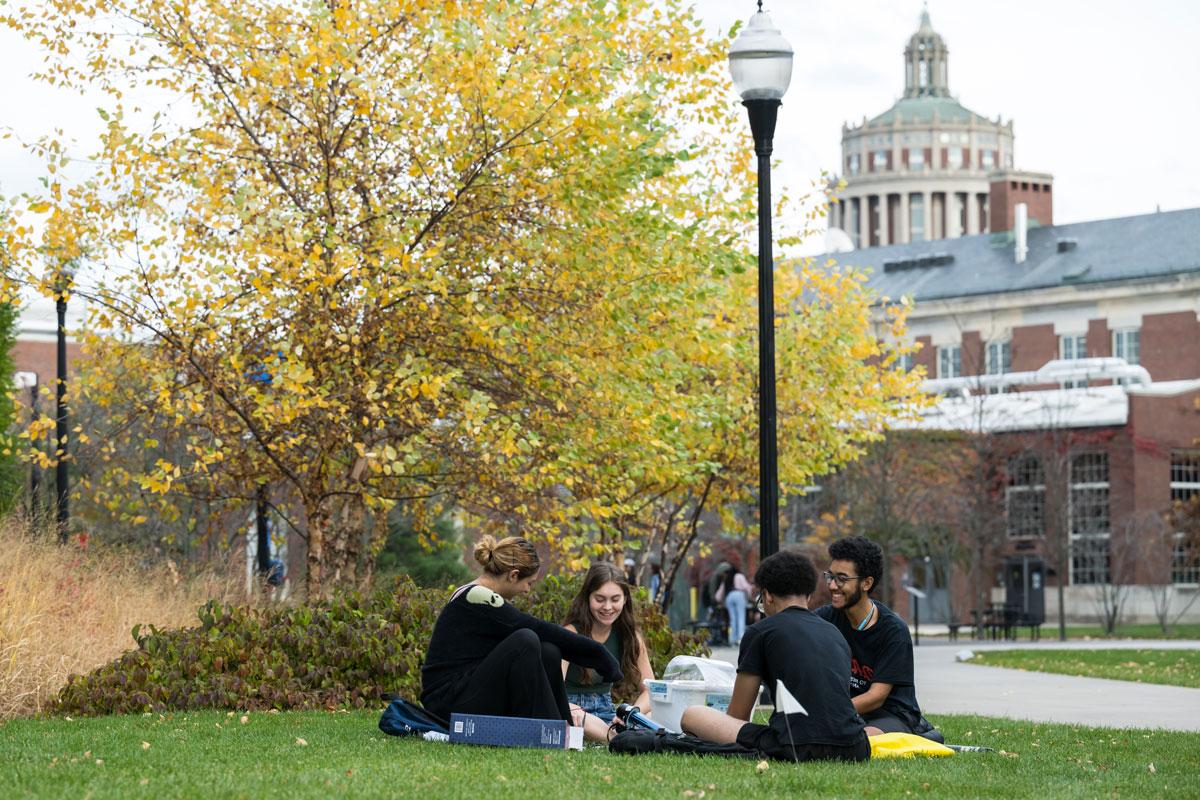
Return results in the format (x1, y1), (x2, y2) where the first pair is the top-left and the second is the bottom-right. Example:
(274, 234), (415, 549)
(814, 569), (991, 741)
(970, 648), (1200, 688)
(1, 710), (1197, 799)
(929, 622), (1200, 642)
(1049, 623), (1200, 641)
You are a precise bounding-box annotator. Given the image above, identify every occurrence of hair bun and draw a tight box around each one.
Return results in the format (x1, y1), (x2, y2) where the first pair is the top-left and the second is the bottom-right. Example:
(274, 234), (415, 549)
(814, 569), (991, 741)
(473, 535), (498, 568)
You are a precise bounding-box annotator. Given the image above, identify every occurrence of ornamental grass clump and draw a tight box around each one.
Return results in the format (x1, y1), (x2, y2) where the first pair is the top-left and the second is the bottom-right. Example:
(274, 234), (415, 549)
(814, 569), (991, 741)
(0, 517), (242, 719)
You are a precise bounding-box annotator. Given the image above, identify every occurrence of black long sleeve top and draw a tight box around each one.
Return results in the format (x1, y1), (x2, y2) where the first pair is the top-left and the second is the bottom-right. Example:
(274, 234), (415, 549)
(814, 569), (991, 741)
(420, 583), (623, 713)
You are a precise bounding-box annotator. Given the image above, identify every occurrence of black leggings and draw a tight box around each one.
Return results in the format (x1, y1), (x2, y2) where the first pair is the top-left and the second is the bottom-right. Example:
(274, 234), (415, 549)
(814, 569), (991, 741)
(446, 629), (572, 721)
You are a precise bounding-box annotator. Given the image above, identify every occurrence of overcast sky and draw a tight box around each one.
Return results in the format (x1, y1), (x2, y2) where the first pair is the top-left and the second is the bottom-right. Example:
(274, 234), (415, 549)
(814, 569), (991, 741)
(692, 0), (1200, 235)
(1, 0), (1197, 304)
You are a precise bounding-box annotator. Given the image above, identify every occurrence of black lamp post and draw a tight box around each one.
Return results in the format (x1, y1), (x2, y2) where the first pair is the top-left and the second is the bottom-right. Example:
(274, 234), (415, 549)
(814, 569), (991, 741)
(54, 264), (76, 544)
(729, 4), (793, 562)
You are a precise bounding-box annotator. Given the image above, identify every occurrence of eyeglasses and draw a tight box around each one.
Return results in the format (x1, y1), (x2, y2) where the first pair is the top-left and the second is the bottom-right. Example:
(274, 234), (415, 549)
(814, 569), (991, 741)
(822, 570), (863, 588)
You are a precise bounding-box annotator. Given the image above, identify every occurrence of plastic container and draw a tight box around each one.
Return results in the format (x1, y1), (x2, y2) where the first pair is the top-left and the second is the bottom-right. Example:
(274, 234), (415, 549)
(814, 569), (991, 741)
(643, 656), (737, 732)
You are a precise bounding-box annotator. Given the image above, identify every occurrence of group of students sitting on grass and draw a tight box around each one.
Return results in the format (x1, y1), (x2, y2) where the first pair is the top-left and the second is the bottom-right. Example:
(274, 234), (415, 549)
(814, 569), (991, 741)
(419, 533), (940, 761)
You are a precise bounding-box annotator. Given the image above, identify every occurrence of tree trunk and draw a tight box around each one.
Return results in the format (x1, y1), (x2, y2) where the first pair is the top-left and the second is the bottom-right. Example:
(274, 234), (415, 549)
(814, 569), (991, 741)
(1056, 576), (1067, 641)
(661, 477), (716, 616)
(306, 504), (327, 600)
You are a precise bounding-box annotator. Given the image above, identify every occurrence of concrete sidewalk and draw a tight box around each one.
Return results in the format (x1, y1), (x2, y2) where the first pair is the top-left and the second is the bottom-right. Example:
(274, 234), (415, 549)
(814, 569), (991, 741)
(709, 640), (1200, 731)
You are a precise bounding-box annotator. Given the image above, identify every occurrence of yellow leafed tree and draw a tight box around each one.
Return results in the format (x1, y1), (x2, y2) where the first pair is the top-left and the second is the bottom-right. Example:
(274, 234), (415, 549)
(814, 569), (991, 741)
(2, 0), (921, 597)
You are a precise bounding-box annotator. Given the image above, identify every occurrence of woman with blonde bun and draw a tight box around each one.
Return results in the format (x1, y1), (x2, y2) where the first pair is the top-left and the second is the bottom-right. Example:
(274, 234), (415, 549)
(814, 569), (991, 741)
(420, 535), (622, 723)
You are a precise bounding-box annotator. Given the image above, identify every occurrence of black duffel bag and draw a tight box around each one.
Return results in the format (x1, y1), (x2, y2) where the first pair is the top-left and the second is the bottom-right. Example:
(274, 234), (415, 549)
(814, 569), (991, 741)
(609, 728), (761, 759)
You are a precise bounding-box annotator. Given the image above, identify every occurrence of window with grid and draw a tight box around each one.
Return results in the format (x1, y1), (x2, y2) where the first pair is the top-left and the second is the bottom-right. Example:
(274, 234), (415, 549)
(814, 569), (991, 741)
(1006, 455), (1044, 539)
(938, 345), (962, 379)
(986, 340), (1011, 394)
(1113, 329), (1141, 386)
(1170, 452), (1200, 584)
(1070, 452), (1110, 584)
(1059, 334), (1088, 389)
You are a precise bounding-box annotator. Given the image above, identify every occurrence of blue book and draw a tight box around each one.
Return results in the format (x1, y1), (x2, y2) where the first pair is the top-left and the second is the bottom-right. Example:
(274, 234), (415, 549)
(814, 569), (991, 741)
(449, 713), (583, 750)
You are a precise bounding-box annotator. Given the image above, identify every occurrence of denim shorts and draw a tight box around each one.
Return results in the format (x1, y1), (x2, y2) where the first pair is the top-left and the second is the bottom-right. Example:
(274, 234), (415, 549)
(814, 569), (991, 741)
(567, 692), (616, 722)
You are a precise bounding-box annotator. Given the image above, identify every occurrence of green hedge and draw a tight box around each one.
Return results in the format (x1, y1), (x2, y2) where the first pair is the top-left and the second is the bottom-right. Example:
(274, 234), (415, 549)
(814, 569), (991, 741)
(55, 575), (708, 716)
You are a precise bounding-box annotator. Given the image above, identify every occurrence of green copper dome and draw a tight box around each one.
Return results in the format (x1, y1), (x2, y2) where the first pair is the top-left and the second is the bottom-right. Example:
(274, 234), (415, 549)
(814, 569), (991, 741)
(869, 96), (992, 126)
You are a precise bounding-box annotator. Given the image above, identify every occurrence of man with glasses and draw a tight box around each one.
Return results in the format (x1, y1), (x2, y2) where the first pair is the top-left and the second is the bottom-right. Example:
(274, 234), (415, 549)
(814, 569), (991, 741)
(679, 549), (870, 762)
(814, 536), (941, 742)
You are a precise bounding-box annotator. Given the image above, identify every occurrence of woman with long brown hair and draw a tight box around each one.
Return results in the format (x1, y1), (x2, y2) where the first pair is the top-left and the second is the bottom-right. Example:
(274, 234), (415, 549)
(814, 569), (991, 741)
(561, 561), (656, 741)
(420, 536), (621, 724)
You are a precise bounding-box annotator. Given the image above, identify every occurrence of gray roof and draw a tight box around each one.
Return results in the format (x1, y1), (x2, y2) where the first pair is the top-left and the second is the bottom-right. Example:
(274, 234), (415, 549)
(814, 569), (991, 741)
(819, 208), (1200, 304)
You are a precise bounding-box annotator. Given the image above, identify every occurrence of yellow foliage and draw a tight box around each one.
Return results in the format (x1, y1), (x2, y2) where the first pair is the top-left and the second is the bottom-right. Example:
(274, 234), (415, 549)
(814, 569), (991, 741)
(0, 0), (920, 590)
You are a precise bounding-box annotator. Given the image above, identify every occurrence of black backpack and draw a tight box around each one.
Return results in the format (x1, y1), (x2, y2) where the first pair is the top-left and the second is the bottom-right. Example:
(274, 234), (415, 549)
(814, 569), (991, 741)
(609, 728), (760, 759)
(378, 695), (449, 737)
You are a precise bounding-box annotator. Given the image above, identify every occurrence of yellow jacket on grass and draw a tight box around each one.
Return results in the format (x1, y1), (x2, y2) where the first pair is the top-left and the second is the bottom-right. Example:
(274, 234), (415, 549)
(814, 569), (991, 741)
(869, 732), (955, 759)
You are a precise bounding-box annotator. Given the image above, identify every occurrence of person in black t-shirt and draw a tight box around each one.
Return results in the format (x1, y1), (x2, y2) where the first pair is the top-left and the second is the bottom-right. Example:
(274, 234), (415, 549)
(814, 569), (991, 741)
(813, 535), (939, 741)
(680, 550), (870, 762)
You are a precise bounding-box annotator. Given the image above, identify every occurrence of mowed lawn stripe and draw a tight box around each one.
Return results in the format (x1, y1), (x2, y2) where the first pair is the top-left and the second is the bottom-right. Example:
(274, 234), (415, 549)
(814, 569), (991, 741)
(970, 648), (1200, 688)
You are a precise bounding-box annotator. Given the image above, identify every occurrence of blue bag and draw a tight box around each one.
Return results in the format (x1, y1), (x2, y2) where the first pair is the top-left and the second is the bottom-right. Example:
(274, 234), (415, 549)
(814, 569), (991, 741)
(378, 695), (449, 737)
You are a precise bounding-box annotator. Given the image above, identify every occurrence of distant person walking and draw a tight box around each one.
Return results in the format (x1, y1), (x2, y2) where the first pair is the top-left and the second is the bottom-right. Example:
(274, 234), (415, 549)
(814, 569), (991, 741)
(717, 566), (752, 645)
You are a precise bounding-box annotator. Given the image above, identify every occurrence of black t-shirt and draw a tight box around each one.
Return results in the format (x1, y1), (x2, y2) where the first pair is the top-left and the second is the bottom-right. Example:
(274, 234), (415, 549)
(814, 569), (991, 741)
(814, 601), (921, 729)
(736, 606), (865, 747)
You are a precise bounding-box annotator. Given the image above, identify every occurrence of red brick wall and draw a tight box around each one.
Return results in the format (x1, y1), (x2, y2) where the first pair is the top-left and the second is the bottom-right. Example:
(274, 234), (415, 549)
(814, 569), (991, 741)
(1087, 318), (1112, 385)
(12, 339), (82, 388)
(1141, 311), (1200, 381)
(914, 335), (936, 376)
(961, 330), (984, 376)
(1124, 389), (1200, 583)
(989, 177), (1054, 232)
(1086, 319), (1111, 358)
(1010, 324), (1056, 372)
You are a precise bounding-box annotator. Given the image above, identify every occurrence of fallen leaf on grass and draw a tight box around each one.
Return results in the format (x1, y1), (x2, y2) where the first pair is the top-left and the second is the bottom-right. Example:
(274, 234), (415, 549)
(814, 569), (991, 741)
(141, 741), (150, 750)
(240, 716), (249, 725)
(756, 760), (770, 773)
(295, 738), (308, 746)
(95, 759), (104, 765)
(1149, 763), (1156, 774)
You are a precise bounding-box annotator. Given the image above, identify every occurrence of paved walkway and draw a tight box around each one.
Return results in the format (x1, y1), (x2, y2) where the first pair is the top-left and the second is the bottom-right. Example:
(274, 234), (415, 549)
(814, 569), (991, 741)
(709, 639), (1200, 732)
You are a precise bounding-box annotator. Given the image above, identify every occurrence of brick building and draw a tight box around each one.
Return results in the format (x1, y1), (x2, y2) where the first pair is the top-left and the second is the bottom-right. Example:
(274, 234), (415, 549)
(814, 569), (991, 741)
(810, 204), (1200, 624)
(806, 8), (1200, 627)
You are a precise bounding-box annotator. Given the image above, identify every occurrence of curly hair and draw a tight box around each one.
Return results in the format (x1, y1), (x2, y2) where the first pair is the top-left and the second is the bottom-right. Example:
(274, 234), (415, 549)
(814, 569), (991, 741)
(753, 549), (817, 598)
(827, 535), (883, 594)
(563, 562), (643, 691)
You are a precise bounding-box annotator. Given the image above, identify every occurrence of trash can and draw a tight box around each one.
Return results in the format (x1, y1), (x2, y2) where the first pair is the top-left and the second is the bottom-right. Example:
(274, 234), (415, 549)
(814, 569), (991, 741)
(643, 656), (736, 732)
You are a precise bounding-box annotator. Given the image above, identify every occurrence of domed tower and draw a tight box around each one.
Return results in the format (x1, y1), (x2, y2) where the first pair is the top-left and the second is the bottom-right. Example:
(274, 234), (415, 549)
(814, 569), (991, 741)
(904, 9), (950, 99)
(828, 10), (1020, 247)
